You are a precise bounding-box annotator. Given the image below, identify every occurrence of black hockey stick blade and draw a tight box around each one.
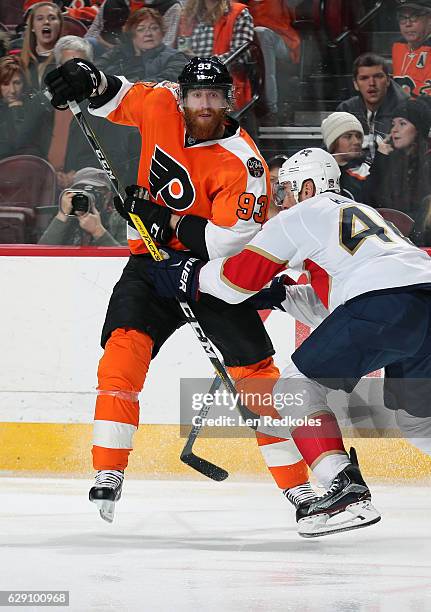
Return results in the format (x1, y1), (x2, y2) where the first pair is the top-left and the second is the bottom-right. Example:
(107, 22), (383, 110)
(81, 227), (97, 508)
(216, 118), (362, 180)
(181, 452), (228, 481)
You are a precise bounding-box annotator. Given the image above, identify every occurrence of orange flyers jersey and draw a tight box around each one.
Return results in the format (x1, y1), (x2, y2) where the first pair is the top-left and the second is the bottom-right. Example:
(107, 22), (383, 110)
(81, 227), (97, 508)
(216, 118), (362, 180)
(392, 39), (431, 97)
(89, 78), (270, 257)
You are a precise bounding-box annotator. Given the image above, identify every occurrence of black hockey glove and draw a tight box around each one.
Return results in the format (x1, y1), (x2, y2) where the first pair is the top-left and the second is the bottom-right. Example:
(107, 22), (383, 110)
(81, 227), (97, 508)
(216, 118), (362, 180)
(145, 247), (204, 301)
(245, 274), (296, 311)
(114, 185), (173, 244)
(44, 59), (102, 110)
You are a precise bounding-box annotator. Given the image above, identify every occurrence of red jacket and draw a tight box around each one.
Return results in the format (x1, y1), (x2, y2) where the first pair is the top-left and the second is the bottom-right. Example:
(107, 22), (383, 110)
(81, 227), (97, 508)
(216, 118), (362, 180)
(248, 0), (301, 63)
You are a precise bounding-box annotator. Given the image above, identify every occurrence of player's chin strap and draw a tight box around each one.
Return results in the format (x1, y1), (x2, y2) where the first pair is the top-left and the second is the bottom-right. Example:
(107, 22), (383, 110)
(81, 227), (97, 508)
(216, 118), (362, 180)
(60, 96), (262, 479)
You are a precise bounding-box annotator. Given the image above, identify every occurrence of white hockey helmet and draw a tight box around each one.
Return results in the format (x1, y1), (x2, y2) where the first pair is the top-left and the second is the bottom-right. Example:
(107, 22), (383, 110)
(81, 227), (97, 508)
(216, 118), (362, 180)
(278, 148), (341, 203)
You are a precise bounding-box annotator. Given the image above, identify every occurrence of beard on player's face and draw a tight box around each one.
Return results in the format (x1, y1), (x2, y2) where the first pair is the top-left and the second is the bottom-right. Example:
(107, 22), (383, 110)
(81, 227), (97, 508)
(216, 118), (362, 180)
(183, 106), (227, 140)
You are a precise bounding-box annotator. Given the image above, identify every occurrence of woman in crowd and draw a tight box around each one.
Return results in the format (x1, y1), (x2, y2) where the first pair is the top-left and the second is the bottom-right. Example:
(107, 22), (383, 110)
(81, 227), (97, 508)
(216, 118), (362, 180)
(176, 0), (254, 109)
(140, 0), (182, 47)
(367, 97), (431, 244)
(97, 7), (187, 81)
(0, 56), (52, 160)
(20, 1), (64, 90)
(176, 0), (253, 61)
(85, 0), (181, 55)
(321, 111), (371, 203)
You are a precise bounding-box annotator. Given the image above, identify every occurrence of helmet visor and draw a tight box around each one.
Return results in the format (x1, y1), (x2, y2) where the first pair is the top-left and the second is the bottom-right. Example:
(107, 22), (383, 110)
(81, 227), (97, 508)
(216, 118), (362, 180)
(181, 85), (233, 110)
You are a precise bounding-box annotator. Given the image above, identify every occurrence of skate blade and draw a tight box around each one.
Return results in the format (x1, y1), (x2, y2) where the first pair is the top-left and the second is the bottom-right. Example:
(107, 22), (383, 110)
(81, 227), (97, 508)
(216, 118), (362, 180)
(298, 500), (381, 538)
(91, 498), (116, 523)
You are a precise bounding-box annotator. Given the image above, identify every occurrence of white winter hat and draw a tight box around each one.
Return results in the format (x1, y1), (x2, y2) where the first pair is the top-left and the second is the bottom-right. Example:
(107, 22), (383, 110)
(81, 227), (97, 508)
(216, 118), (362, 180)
(321, 112), (364, 151)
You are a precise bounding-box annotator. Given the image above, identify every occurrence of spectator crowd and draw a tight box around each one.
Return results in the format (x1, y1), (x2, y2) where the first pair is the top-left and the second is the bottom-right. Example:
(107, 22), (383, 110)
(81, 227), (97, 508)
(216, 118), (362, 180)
(0, 0), (430, 246)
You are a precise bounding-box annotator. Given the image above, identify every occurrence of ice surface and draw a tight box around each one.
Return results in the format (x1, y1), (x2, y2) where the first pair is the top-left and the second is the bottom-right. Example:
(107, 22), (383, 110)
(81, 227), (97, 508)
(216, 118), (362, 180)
(0, 478), (430, 611)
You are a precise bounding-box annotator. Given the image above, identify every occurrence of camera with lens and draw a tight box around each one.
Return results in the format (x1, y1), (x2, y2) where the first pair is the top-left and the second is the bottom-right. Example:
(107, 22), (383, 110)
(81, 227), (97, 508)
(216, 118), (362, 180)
(65, 186), (105, 216)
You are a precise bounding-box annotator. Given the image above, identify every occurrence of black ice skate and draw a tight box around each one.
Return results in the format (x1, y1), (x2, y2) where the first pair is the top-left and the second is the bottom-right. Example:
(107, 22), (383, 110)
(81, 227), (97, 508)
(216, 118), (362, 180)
(296, 448), (381, 538)
(89, 470), (124, 523)
(283, 482), (317, 509)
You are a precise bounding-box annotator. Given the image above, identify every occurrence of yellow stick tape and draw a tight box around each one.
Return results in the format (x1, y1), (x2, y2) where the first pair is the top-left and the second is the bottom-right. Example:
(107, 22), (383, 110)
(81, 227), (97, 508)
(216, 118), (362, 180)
(0, 423), (430, 479)
(128, 212), (163, 261)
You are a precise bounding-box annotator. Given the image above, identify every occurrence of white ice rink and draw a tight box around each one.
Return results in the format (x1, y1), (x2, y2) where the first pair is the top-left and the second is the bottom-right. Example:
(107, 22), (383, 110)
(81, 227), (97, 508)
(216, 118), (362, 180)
(1, 477), (430, 612)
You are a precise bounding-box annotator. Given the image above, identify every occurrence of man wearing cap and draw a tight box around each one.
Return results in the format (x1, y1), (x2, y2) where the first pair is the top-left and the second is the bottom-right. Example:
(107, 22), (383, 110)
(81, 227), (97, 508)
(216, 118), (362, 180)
(38, 166), (127, 246)
(321, 111), (370, 203)
(337, 53), (408, 161)
(392, 0), (431, 97)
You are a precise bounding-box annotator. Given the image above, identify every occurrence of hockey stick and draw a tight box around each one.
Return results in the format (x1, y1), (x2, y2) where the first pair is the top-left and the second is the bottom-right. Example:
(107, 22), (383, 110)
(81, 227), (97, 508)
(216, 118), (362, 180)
(65, 99), (259, 479)
(180, 375), (228, 481)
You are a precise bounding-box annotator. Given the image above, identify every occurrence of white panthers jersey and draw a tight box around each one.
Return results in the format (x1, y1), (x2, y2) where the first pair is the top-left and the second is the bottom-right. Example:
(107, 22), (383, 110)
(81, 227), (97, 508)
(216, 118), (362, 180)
(199, 192), (431, 311)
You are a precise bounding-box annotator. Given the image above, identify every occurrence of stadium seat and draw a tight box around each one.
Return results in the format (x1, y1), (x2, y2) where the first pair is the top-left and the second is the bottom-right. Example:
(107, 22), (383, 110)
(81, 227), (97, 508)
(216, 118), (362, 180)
(62, 15), (88, 38)
(0, 155), (57, 207)
(0, 206), (35, 242)
(0, 1), (24, 29)
(0, 155), (57, 242)
(379, 208), (415, 237)
(0, 211), (26, 243)
(0, 205), (35, 223)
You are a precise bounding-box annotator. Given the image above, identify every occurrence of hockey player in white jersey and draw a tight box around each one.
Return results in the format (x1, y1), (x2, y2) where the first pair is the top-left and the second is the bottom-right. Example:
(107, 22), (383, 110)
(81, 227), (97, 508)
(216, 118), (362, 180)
(146, 148), (431, 537)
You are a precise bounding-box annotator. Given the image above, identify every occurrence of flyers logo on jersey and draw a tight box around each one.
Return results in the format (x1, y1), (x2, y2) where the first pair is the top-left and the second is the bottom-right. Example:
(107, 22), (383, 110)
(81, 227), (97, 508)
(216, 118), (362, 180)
(149, 146), (196, 211)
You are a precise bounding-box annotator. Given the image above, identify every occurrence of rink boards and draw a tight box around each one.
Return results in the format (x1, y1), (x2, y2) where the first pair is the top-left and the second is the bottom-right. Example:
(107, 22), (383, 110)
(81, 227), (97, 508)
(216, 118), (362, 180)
(0, 247), (430, 479)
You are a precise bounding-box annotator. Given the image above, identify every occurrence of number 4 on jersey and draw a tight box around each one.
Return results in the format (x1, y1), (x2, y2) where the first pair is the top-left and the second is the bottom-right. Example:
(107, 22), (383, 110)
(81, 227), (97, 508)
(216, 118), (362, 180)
(339, 205), (393, 255)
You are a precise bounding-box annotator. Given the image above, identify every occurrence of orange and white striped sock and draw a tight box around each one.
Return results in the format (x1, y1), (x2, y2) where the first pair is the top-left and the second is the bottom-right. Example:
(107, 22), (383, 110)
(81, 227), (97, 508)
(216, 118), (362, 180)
(228, 357), (309, 490)
(256, 431), (309, 489)
(92, 328), (153, 471)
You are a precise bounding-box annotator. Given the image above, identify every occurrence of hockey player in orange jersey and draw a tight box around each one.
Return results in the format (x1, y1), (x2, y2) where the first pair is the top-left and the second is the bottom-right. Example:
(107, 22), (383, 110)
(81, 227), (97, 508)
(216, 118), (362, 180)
(45, 56), (316, 523)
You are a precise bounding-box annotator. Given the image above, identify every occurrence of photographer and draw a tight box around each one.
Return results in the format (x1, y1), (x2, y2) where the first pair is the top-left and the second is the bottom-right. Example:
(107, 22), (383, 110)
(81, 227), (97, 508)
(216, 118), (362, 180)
(39, 167), (127, 246)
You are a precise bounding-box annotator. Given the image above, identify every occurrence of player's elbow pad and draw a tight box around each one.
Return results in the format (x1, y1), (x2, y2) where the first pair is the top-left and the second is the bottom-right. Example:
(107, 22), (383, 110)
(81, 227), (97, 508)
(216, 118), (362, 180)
(175, 215), (209, 260)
